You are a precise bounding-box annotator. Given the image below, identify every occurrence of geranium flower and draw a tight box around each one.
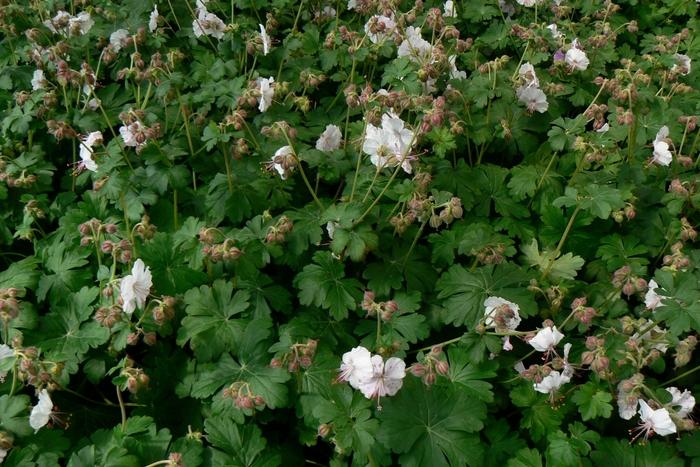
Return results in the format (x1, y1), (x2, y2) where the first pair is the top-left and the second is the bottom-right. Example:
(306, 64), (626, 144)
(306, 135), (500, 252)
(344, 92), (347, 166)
(617, 382), (638, 420)
(518, 63), (539, 88)
(120, 259), (152, 315)
(596, 122), (610, 133)
(529, 325), (564, 352)
(644, 279), (667, 310)
(516, 86), (549, 113)
(29, 389), (54, 432)
(79, 131), (103, 172)
(259, 24), (271, 55)
(444, 0), (457, 17)
(357, 355), (406, 401)
(316, 124), (342, 152)
(69, 12), (94, 35)
(534, 343), (573, 394)
(149, 6), (159, 33)
(565, 40), (589, 71)
(362, 112), (415, 173)
(338, 346), (374, 388)
(547, 24), (563, 40)
(193, 10), (226, 40)
(448, 56), (467, 80)
(484, 296), (522, 351)
(397, 27), (432, 63)
(633, 400), (677, 440)
(652, 126), (672, 166)
(347, 0), (357, 10)
(44, 10), (93, 36)
(672, 53), (691, 76)
(257, 77), (275, 112)
(516, 0), (540, 6)
(268, 145), (296, 180)
(0, 344), (13, 382)
(109, 29), (130, 52)
(31, 69), (47, 91)
(364, 15), (396, 44)
(120, 121), (148, 151)
(666, 387), (695, 418)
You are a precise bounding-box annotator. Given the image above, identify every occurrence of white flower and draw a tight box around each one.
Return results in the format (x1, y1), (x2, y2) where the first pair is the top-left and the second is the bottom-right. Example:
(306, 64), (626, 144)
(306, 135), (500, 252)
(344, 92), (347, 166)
(29, 389), (53, 432)
(259, 24), (271, 55)
(120, 259), (152, 315)
(362, 113), (415, 174)
(443, 0), (457, 17)
(516, 86), (549, 113)
(666, 387), (695, 418)
(596, 122), (610, 133)
(316, 124), (342, 152)
(0, 344), (13, 382)
(119, 121), (147, 150)
(70, 11), (94, 35)
(358, 355), (406, 400)
(534, 370), (570, 394)
(110, 29), (130, 52)
(652, 126), (672, 166)
(631, 323), (669, 354)
(149, 6), (159, 33)
(316, 6), (337, 20)
(270, 145), (295, 180)
(397, 27), (432, 63)
(257, 77), (275, 112)
(364, 15), (396, 44)
(338, 346), (374, 388)
(516, 0), (540, 6)
(193, 11), (226, 40)
(636, 399), (676, 438)
(31, 69), (47, 91)
(529, 325), (564, 352)
(565, 42), (590, 71)
(0, 447), (6, 463)
(645, 279), (667, 310)
(448, 55), (467, 80)
(483, 296), (521, 330)
(326, 221), (338, 240)
(672, 53), (691, 76)
(547, 24), (563, 40)
(347, 0), (357, 9)
(79, 131), (103, 172)
(43, 11), (70, 34)
(518, 63), (540, 88)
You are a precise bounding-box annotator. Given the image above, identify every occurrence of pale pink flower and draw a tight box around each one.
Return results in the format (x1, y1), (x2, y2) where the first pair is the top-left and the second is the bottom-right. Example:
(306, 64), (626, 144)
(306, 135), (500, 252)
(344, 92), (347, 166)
(193, 10), (226, 39)
(516, 86), (549, 113)
(109, 29), (130, 52)
(397, 27), (432, 63)
(518, 63), (539, 88)
(666, 387), (695, 418)
(644, 279), (667, 310)
(316, 124), (342, 152)
(364, 15), (396, 44)
(120, 259), (152, 315)
(672, 53), (691, 76)
(565, 40), (590, 71)
(443, 0), (457, 17)
(338, 346), (374, 388)
(358, 355), (406, 401)
(529, 326), (564, 352)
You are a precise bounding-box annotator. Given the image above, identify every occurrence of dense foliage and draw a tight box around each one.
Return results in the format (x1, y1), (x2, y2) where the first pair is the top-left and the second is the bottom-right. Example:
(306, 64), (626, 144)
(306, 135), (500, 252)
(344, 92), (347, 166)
(0, 0), (699, 465)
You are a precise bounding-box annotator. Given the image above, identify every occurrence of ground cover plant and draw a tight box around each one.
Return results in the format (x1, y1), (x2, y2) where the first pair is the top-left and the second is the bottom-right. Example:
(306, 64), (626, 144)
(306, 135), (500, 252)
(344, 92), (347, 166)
(0, 0), (699, 465)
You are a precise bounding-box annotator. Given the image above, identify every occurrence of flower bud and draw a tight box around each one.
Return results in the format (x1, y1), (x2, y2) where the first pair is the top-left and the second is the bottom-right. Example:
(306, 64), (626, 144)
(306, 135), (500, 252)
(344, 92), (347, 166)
(318, 423), (332, 438)
(434, 360), (449, 376)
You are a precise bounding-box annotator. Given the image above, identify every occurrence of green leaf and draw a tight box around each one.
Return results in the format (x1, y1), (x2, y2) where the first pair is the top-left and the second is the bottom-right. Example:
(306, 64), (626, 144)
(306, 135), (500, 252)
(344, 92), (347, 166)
(294, 251), (362, 320)
(507, 448), (543, 467)
(545, 431), (580, 467)
(590, 438), (684, 467)
(204, 416), (280, 467)
(571, 383), (613, 421)
(378, 379), (486, 467)
(0, 256), (40, 291)
(446, 347), (497, 402)
(177, 280), (251, 362)
(0, 394), (32, 437)
(522, 238), (584, 281)
(436, 264), (536, 327)
(139, 233), (207, 296)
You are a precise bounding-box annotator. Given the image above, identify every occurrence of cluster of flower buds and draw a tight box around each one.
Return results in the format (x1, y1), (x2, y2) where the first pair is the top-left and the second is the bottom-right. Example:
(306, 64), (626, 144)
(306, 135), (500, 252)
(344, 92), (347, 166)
(674, 335), (697, 368)
(46, 119), (78, 141)
(134, 214), (157, 240)
(571, 297), (598, 326)
(299, 70), (327, 89)
(473, 243), (508, 266)
(584, 104), (609, 131)
(199, 227), (242, 263)
(317, 423), (332, 439)
(119, 110), (160, 153)
(261, 121), (297, 140)
(581, 336), (610, 378)
(361, 291), (399, 321)
(668, 178), (693, 198)
(265, 215), (293, 244)
(100, 239), (133, 264)
(12, 337), (62, 390)
(614, 106), (635, 126)
(612, 203), (636, 223)
(678, 115), (697, 132)
(679, 217), (697, 242)
(152, 296), (176, 326)
(0, 288), (21, 323)
(662, 242), (690, 271)
(122, 360), (149, 393)
(617, 373), (644, 419)
(653, 28), (691, 54)
(222, 381), (265, 411)
(164, 453), (184, 467)
(270, 338), (318, 373)
(478, 55), (510, 74)
(620, 318), (669, 369)
(127, 330), (157, 346)
(222, 110), (248, 131)
(409, 346), (449, 386)
(515, 362), (553, 384)
(430, 197), (463, 228)
(611, 265), (647, 297)
(94, 305), (123, 328)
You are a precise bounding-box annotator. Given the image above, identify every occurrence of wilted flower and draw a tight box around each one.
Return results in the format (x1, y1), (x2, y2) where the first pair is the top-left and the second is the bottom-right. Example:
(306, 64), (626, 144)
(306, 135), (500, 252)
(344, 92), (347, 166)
(44, 10), (93, 36)
(357, 355), (406, 401)
(257, 77), (275, 112)
(633, 400), (677, 440)
(79, 131), (103, 172)
(193, 9), (226, 40)
(338, 346), (373, 388)
(672, 53), (691, 76)
(565, 40), (589, 71)
(644, 279), (667, 310)
(362, 112), (415, 173)
(120, 259), (153, 315)
(31, 69), (47, 91)
(516, 86), (549, 113)
(316, 124), (342, 152)
(666, 387), (695, 418)
(444, 1), (457, 17)
(120, 121), (148, 150)
(109, 29), (130, 53)
(259, 24), (271, 55)
(364, 15), (396, 44)
(149, 6), (159, 33)
(70, 12), (94, 36)
(652, 126), (672, 166)
(518, 63), (539, 88)
(547, 24), (563, 40)
(29, 389), (53, 432)
(269, 145), (296, 180)
(483, 296), (521, 329)
(529, 325), (564, 352)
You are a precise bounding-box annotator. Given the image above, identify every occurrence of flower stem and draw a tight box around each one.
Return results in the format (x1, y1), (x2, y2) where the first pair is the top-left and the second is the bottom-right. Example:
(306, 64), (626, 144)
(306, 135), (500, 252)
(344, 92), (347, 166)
(412, 335), (464, 354)
(115, 386), (127, 430)
(354, 165), (402, 226)
(143, 461), (174, 467)
(662, 364), (700, 386)
(541, 205), (581, 279)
